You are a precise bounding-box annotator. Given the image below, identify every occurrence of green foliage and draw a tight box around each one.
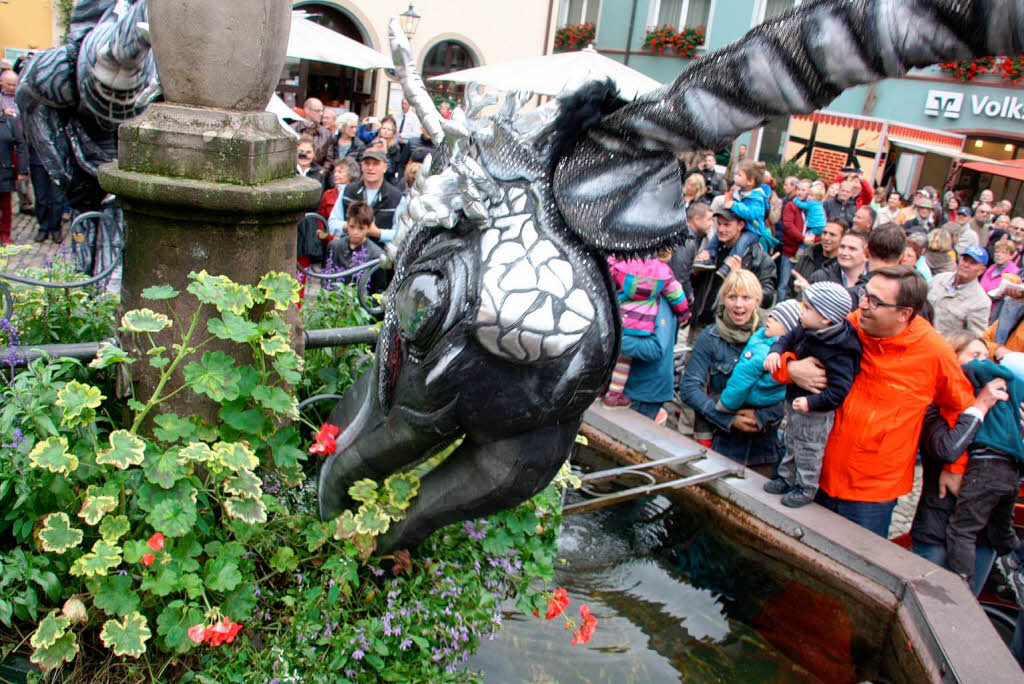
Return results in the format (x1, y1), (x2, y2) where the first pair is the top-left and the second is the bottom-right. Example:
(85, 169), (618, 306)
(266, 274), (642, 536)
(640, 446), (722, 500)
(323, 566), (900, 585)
(1, 270), (567, 682)
(5, 258), (119, 347)
(766, 160), (822, 183)
(298, 283), (375, 421)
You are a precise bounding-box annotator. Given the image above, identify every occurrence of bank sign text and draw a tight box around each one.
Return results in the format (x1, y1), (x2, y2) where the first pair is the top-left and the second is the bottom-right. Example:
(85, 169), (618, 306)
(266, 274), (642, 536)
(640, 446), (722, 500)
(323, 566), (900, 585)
(925, 89), (1024, 121)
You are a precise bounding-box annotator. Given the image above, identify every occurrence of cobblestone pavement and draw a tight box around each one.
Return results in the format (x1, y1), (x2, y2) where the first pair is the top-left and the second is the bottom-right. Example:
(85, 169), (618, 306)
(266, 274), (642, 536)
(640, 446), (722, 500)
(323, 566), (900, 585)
(891, 464), (923, 539)
(4, 211), (65, 272)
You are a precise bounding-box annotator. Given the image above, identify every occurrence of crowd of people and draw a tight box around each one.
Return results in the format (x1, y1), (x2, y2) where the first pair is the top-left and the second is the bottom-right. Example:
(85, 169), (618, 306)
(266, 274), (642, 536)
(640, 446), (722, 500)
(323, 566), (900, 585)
(607, 150), (1024, 665)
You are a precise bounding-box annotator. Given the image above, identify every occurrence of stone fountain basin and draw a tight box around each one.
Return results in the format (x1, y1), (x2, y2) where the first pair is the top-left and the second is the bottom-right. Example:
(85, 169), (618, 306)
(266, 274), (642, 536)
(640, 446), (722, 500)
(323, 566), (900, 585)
(580, 403), (1021, 684)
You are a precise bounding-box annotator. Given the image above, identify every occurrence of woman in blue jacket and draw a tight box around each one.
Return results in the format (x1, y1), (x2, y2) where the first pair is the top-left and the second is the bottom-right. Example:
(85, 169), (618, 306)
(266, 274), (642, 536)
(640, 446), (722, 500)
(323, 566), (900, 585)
(680, 270), (784, 468)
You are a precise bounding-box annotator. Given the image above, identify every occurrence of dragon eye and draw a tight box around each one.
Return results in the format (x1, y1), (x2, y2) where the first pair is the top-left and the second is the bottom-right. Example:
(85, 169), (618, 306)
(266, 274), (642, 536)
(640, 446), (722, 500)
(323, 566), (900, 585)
(395, 273), (446, 342)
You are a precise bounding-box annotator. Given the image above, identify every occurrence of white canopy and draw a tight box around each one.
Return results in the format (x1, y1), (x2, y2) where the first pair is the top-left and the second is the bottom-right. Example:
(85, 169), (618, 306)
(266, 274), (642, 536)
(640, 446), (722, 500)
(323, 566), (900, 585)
(427, 45), (661, 100)
(287, 14), (393, 70)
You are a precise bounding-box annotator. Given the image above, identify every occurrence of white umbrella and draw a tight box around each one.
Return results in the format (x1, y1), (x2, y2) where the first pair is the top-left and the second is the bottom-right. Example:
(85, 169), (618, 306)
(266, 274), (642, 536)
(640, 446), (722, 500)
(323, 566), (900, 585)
(427, 45), (661, 100)
(288, 14), (393, 70)
(266, 93), (301, 138)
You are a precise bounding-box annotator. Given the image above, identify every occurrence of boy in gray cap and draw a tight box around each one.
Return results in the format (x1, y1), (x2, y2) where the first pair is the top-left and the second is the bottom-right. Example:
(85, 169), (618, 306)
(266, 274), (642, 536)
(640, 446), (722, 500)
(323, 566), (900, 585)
(763, 282), (863, 507)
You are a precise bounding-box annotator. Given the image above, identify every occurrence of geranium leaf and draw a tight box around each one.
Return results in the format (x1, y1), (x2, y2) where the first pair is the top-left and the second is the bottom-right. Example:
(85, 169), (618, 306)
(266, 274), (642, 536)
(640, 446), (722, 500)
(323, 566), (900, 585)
(141, 284), (179, 300)
(212, 441), (258, 473)
(251, 384), (297, 417)
(179, 442), (214, 464)
(97, 430), (146, 470)
(90, 342), (135, 369)
(223, 469), (262, 499)
(79, 494), (118, 526)
(56, 381), (104, 428)
(120, 308), (172, 333)
(153, 413), (196, 444)
(186, 270), (232, 306)
(352, 533), (377, 561)
(141, 567), (181, 597)
(332, 510), (358, 540)
(100, 611), (151, 658)
(70, 540), (122, 578)
(204, 557), (243, 592)
(183, 351), (240, 402)
(94, 575), (140, 617)
(30, 632), (78, 672)
(348, 479), (378, 505)
(30, 611), (70, 649)
(354, 504), (390, 536)
(38, 513), (84, 554)
(207, 312), (260, 343)
(257, 271), (301, 310)
(98, 515), (131, 542)
(156, 602), (204, 654)
(271, 351), (303, 384)
(143, 448), (186, 489)
(223, 496), (267, 524)
(145, 497), (197, 538)
(385, 473), (420, 511)
(219, 405), (267, 435)
(28, 436), (78, 475)
(259, 334), (290, 357)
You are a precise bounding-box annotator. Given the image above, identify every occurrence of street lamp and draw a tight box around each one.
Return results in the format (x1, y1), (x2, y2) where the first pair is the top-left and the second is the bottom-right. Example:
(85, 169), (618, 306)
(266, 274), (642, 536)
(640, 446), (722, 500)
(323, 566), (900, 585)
(399, 3), (420, 39)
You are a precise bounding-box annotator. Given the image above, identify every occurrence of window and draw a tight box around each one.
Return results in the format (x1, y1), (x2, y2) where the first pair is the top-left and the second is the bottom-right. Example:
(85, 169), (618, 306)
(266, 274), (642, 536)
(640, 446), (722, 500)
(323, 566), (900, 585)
(758, 0), (801, 23)
(648, 0), (712, 43)
(560, 0), (600, 26)
(422, 40), (479, 102)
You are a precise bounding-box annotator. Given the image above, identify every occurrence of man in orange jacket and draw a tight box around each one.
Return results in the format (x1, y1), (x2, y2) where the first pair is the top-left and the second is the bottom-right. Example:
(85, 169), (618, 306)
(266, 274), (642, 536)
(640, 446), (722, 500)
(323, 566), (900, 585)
(774, 266), (976, 537)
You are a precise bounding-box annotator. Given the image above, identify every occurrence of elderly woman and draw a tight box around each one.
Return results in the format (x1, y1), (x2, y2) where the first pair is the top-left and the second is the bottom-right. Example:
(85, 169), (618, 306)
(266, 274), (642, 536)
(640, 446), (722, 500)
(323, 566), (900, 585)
(376, 116), (410, 188)
(335, 112), (365, 160)
(679, 269), (783, 468)
(981, 238), (1022, 322)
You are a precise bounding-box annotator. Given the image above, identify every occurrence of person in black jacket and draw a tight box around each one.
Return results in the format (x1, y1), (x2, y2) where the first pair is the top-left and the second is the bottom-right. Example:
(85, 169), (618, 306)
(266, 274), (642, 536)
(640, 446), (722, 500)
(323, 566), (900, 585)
(684, 151), (727, 203)
(763, 281), (862, 507)
(0, 102), (27, 245)
(327, 148), (404, 247)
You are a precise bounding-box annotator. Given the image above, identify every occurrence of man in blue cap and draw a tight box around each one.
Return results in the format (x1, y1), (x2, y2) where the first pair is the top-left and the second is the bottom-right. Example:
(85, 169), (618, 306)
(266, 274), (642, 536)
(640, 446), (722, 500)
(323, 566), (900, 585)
(927, 245), (991, 337)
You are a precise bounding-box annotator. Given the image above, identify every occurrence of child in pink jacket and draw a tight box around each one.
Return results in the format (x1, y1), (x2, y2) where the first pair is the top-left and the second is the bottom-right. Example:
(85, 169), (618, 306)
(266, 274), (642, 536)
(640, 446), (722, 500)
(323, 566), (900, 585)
(605, 250), (691, 408)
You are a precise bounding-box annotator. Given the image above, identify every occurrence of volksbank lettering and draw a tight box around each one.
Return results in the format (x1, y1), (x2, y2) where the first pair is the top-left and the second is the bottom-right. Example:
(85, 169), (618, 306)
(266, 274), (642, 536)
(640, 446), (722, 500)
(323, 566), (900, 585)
(970, 95), (1024, 121)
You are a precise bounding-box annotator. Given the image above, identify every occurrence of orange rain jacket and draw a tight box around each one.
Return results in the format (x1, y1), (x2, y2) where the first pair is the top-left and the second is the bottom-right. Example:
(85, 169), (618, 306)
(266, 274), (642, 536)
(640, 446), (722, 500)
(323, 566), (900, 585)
(774, 310), (975, 502)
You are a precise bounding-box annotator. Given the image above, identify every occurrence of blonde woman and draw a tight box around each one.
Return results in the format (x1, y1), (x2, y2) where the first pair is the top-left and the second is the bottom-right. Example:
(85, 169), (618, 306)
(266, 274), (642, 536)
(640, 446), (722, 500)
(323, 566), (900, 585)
(679, 269), (782, 469)
(921, 228), (955, 281)
(682, 173), (706, 212)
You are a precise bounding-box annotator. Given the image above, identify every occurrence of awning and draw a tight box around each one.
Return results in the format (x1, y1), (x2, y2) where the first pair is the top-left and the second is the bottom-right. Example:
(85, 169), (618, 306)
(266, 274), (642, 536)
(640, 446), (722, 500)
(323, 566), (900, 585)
(886, 135), (1013, 165)
(960, 159), (1024, 183)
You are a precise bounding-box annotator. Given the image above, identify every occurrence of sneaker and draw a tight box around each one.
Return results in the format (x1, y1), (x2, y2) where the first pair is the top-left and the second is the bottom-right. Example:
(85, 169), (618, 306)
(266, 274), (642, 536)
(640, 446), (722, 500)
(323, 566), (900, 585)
(781, 487), (814, 508)
(692, 260), (716, 271)
(716, 264), (732, 279)
(602, 391), (632, 409)
(763, 478), (790, 495)
(998, 555), (1024, 606)
(654, 408), (668, 425)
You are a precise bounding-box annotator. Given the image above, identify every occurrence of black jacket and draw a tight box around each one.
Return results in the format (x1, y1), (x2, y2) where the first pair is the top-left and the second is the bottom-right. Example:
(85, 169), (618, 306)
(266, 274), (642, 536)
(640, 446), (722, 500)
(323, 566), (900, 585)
(809, 261), (869, 301)
(789, 244), (835, 299)
(693, 240), (778, 327)
(684, 167), (727, 202)
(770, 319), (861, 412)
(340, 180), (404, 234)
(0, 114), (27, 192)
(910, 404), (984, 546)
(824, 196), (857, 225)
(902, 216), (934, 236)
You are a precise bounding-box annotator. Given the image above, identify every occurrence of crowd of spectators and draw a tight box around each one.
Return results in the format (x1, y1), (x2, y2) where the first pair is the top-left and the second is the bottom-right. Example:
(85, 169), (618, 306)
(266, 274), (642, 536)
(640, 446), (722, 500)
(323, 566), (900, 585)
(619, 151), (1024, 665)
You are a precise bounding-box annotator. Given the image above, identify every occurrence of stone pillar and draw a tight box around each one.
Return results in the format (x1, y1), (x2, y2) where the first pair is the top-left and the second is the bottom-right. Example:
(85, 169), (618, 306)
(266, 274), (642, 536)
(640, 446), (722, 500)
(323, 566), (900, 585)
(98, 0), (321, 420)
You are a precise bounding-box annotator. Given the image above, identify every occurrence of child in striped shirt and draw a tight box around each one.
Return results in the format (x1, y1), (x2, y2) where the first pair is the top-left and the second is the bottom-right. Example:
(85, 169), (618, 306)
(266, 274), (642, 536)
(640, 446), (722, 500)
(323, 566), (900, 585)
(604, 249), (691, 409)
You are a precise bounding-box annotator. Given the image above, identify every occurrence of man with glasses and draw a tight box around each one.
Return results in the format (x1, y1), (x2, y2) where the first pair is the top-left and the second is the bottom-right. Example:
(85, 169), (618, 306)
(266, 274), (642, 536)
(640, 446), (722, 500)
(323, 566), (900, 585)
(775, 266), (976, 537)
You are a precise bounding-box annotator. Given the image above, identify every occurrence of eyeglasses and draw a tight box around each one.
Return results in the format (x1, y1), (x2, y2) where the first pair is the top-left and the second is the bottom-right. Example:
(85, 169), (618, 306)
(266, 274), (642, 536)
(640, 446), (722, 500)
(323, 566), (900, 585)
(859, 292), (906, 310)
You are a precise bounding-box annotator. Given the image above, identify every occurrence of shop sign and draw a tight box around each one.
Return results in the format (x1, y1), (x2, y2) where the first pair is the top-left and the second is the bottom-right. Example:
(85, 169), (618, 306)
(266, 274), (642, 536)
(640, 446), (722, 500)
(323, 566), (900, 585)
(925, 89), (1024, 121)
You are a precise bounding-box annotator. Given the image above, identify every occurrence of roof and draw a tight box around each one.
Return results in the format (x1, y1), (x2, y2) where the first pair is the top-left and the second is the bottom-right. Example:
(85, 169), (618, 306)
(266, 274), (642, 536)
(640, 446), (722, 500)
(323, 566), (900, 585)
(960, 158), (1024, 182)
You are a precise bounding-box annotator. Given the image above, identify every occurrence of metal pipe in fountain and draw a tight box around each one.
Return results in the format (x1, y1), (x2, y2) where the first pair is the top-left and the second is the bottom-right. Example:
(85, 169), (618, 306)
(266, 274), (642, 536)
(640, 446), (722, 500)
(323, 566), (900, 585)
(97, 0), (322, 422)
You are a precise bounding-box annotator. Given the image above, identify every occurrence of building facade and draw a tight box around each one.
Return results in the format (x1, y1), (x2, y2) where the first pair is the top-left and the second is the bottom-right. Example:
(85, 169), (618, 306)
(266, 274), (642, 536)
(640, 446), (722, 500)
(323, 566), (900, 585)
(286, 0), (557, 118)
(561, 0), (1024, 203)
(0, 0), (62, 65)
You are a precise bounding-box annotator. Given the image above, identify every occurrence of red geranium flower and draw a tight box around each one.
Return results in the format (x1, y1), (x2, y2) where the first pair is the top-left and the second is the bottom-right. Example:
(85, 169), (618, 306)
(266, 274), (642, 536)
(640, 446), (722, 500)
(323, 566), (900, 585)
(147, 532), (165, 552)
(187, 625), (206, 643)
(204, 618), (243, 646)
(571, 604), (598, 645)
(308, 423), (341, 455)
(544, 587), (570, 620)
(141, 553), (155, 567)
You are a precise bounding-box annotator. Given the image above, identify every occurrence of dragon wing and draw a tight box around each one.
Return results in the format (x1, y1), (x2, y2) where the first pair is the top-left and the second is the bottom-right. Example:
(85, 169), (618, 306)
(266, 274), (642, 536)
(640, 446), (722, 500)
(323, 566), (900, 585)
(553, 0), (1024, 253)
